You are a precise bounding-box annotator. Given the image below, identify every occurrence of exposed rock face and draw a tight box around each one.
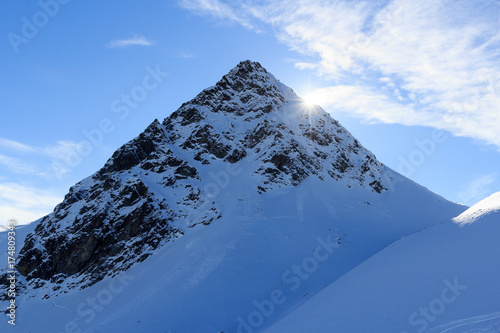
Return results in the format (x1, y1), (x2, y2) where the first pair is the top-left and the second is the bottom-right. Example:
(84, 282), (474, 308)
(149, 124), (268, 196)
(164, 60), (386, 191)
(16, 60), (387, 291)
(16, 120), (204, 288)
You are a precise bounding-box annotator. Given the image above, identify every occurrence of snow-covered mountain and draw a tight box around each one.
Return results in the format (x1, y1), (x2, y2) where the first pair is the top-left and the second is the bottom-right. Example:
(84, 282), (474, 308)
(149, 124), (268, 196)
(15, 60), (389, 290)
(0, 61), (468, 332)
(264, 192), (500, 333)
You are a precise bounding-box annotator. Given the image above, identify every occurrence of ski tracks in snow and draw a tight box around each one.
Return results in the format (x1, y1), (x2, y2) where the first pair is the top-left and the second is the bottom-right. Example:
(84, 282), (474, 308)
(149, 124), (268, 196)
(428, 311), (500, 332)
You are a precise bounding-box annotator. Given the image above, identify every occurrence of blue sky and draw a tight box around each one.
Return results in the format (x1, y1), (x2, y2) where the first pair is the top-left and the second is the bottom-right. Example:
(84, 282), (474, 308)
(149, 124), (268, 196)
(1, 0), (499, 225)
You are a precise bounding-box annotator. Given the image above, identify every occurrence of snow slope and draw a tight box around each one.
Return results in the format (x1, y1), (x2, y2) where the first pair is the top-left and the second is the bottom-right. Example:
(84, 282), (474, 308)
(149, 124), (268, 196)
(264, 192), (500, 333)
(0, 178), (465, 333)
(0, 61), (466, 332)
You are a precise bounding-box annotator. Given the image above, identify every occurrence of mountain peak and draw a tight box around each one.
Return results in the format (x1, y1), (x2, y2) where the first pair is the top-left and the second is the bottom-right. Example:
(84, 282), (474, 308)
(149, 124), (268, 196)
(234, 59), (265, 71)
(228, 60), (269, 78)
(15, 60), (390, 292)
(220, 60), (288, 98)
(223, 60), (282, 90)
(173, 60), (292, 120)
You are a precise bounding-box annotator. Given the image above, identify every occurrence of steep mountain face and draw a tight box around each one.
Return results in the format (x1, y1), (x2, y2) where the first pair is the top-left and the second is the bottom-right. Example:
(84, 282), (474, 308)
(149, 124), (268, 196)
(16, 61), (388, 290)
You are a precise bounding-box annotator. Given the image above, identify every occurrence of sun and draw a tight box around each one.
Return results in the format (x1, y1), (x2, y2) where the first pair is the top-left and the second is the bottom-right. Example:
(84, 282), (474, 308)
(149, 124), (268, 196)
(303, 96), (316, 107)
(302, 92), (319, 108)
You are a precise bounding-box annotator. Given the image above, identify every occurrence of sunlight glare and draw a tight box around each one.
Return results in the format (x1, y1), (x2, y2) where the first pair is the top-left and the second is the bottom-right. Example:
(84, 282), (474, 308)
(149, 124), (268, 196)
(303, 95), (317, 107)
(302, 91), (321, 108)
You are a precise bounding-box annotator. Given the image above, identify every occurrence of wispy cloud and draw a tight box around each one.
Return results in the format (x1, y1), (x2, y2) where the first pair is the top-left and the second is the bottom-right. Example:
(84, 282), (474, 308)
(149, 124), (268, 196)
(43, 140), (87, 162)
(0, 138), (85, 225)
(181, 0), (500, 150)
(107, 35), (153, 48)
(0, 154), (44, 176)
(178, 52), (195, 59)
(0, 182), (62, 226)
(0, 139), (89, 179)
(0, 137), (35, 152)
(179, 0), (255, 30)
(458, 174), (497, 206)
(302, 85), (432, 125)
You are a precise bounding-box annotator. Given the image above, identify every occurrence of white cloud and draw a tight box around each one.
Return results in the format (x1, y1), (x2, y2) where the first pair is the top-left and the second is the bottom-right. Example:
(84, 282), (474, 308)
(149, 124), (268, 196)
(43, 140), (87, 161)
(294, 62), (318, 70)
(107, 35), (153, 48)
(0, 139), (88, 180)
(0, 137), (35, 152)
(302, 85), (433, 125)
(181, 0), (500, 149)
(0, 183), (62, 226)
(178, 52), (195, 59)
(0, 154), (44, 176)
(179, 0), (255, 30)
(458, 174), (497, 206)
(0, 139), (85, 225)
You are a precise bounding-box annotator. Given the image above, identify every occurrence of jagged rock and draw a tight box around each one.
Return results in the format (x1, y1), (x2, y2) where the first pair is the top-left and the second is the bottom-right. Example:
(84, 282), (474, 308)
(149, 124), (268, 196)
(225, 149), (247, 163)
(175, 164), (199, 179)
(97, 119), (166, 175)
